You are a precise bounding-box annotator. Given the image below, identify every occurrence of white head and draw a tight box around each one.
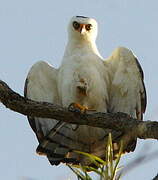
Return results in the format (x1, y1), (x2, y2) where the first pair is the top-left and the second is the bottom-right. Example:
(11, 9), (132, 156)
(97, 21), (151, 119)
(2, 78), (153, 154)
(68, 16), (98, 42)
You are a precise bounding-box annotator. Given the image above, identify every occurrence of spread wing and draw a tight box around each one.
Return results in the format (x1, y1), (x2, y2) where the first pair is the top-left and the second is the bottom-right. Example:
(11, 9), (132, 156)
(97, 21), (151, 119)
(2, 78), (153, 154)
(24, 61), (60, 140)
(105, 47), (146, 120)
(104, 47), (147, 151)
(24, 61), (89, 165)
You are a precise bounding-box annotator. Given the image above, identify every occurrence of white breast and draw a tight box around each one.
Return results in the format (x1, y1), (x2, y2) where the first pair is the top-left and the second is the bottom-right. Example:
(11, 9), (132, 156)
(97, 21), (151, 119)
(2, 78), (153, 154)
(58, 52), (109, 112)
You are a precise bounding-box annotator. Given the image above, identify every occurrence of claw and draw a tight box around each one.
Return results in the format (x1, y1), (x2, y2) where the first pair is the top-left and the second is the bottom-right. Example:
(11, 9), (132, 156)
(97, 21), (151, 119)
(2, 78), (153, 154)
(68, 103), (88, 113)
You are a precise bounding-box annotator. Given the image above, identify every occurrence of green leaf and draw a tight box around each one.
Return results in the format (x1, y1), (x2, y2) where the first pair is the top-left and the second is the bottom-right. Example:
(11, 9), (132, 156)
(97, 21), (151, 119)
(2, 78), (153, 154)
(68, 133), (123, 180)
(75, 150), (106, 166)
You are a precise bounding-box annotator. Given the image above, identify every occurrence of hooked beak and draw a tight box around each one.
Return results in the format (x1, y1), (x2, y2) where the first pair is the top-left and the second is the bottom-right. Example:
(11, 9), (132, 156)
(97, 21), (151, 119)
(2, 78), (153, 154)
(78, 24), (86, 34)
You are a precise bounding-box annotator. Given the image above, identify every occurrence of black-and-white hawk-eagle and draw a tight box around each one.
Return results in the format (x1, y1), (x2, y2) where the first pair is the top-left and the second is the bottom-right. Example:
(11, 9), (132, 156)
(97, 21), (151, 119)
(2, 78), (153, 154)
(24, 16), (146, 166)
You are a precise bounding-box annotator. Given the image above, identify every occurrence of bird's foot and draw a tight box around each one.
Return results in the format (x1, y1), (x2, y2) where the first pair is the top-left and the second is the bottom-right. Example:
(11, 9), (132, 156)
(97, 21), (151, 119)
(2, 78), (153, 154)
(68, 102), (96, 113)
(68, 103), (88, 113)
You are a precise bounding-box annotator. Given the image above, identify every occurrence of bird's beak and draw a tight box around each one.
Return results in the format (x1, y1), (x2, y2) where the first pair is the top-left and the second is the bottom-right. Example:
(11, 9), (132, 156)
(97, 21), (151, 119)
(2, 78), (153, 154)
(78, 24), (86, 34)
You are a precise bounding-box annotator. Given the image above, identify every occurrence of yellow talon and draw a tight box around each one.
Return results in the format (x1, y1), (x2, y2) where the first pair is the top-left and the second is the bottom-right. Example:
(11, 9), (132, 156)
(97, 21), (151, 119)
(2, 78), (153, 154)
(68, 102), (88, 113)
(68, 103), (96, 113)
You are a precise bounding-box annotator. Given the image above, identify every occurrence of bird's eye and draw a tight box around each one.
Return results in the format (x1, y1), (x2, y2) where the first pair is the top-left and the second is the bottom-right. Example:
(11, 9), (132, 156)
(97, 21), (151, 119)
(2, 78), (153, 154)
(85, 24), (92, 31)
(73, 21), (80, 30)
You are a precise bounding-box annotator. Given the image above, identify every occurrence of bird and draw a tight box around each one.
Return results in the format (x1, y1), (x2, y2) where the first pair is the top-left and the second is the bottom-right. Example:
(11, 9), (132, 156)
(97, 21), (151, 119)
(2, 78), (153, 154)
(24, 16), (146, 166)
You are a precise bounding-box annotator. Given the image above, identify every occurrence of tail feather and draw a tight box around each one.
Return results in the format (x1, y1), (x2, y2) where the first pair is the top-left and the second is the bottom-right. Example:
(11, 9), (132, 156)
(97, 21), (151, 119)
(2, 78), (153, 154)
(37, 123), (137, 166)
(36, 121), (90, 165)
(47, 155), (79, 166)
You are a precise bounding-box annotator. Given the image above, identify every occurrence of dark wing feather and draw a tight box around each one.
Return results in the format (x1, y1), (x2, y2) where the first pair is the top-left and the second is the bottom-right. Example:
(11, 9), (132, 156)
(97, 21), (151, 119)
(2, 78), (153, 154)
(134, 57), (147, 116)
(24, 78), (38, 134)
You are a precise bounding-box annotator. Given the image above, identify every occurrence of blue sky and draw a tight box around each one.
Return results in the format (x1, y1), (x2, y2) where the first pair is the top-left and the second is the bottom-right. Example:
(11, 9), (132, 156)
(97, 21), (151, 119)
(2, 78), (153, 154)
(0, 0), (158, 179)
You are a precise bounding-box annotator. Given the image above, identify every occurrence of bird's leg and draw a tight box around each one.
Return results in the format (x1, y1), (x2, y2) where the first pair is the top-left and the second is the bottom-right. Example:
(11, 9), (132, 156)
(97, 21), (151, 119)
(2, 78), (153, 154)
(68, 102), (96, 113)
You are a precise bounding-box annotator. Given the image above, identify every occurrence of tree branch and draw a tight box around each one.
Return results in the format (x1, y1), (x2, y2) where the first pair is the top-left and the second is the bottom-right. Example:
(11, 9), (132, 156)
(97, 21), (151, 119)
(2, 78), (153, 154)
(0, 80), (158, 141)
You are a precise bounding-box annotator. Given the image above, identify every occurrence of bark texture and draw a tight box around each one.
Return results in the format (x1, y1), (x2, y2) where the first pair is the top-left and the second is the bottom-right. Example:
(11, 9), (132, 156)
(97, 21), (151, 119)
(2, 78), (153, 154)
(0, 80), (158, 141)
